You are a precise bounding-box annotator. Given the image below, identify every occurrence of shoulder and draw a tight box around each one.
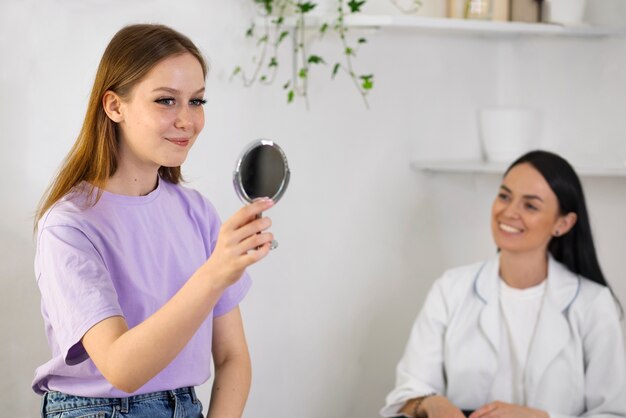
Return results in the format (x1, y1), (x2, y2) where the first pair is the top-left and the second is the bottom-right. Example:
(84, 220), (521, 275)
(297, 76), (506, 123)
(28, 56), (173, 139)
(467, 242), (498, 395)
(572, 277), (617, 316)
(37, 189), (94, 233)
(421, 260), (489, 318)
(437, 260), (487, 289)
(160, 181), (222, 236)
(161, 180), (219, 216)
(430, 260), (489, 306)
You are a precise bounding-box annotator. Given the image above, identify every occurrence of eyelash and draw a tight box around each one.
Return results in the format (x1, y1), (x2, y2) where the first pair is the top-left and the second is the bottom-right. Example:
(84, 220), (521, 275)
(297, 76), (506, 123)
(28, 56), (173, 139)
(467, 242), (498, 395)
(499, 193), (539, 211)
(155, 97), (206, 106)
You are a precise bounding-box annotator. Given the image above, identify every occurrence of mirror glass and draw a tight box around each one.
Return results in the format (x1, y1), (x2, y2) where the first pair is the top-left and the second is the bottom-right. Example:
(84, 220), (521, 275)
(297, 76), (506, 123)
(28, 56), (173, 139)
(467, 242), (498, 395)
(233, 139), (290, 204)
(233, 139), (290, 250)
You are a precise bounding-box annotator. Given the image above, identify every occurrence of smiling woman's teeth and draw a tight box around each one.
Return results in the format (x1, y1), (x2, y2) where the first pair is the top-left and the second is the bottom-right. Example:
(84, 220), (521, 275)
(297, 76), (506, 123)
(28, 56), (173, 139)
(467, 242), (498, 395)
(499, 223), (522, 233)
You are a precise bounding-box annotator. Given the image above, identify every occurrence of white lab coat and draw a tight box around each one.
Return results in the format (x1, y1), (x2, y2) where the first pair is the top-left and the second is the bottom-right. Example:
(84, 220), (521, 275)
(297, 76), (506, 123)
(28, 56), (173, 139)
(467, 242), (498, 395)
(381, 256), (626, 418)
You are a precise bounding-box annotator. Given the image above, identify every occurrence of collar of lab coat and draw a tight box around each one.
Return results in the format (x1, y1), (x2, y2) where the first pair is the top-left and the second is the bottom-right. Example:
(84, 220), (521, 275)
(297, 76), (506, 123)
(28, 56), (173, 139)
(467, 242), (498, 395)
(473, 254), (581, 400)
(473, 254), (581, 310)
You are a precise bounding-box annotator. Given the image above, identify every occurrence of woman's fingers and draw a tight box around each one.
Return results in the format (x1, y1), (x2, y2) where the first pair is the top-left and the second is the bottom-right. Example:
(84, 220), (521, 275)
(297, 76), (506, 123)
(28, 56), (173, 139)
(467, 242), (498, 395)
(241, 241), (272, 263)
(469, 403), (498, 418)
(231, 215), (273, 245)
(224, 199), (274, 231)
(237, 231), (274, 255)
(207, 200), (276, 286)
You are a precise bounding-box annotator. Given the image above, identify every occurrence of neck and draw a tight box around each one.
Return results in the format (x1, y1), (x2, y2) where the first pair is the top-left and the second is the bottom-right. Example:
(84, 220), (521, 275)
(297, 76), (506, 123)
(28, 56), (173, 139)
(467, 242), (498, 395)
(105, 164), (160, 196)
(499, 249), (549, 289)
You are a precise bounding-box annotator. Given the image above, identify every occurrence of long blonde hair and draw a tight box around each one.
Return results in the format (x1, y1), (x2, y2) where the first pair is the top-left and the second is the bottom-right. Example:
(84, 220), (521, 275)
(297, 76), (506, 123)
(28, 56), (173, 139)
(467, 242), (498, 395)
(35, 24), (208, 229)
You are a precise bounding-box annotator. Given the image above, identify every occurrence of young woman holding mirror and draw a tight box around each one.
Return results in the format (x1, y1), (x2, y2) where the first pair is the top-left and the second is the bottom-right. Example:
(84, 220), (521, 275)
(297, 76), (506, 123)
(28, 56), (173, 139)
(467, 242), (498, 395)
(381, 151), (626, 418)
(33, 24), (274, 417)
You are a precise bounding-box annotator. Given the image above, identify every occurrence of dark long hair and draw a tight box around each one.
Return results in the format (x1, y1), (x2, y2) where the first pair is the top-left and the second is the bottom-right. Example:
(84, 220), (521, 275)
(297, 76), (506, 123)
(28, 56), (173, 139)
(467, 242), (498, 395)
(506, 150), (622, 317)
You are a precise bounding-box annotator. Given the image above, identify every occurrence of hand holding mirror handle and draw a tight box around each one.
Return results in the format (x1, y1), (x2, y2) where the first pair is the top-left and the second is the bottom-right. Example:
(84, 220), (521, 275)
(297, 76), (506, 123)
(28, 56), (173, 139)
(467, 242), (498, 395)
(233, 139), (290, 250)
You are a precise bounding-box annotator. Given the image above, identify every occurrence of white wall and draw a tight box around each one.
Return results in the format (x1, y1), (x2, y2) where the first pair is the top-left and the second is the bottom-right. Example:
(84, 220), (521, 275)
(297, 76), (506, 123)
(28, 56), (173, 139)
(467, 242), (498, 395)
(1, 0), (625, 416)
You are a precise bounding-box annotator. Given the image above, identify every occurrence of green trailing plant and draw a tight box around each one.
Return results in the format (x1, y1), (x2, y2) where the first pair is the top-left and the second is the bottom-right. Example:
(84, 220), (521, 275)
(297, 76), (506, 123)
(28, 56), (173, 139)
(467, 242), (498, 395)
(232, 0), (375, 109)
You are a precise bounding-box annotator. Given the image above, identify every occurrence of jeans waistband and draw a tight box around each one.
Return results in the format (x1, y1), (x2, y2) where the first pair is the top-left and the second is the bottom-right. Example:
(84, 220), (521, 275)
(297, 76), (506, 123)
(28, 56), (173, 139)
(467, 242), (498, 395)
(42, 386), (198, 414)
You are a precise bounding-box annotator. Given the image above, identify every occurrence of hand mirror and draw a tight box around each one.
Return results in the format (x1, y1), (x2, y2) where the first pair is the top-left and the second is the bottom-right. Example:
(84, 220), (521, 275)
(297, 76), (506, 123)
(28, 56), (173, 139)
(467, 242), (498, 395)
(233, 139), (290, 249)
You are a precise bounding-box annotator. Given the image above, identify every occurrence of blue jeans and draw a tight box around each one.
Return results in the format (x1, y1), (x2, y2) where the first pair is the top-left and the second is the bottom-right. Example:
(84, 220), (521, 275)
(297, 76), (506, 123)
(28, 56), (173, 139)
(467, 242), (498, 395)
(41, 386), (203, 418)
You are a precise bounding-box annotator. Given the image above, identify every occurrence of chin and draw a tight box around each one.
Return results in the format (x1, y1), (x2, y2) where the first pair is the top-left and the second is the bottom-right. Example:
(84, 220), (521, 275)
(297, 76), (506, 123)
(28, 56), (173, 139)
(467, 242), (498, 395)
(493, 235), (523, 253)
(161, 157), (188, 168)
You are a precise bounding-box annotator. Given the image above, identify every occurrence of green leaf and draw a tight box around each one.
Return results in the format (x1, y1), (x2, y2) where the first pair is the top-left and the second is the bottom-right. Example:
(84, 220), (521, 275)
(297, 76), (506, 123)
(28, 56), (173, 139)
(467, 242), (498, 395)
(287, 90), (295, 103)
(298, 68), (308, 79)
(255, 0), (273, 14)
(358, 37), (367, 44)
(260, 75), (267, 82)
(269, 57), (278, 67)
(345, 47), (354, 56)
(232, 66), (242, 76)
(360, 74), (374, 90)
(307, 55), (326, 65)
(332, 63), (340, 79)
(320, 22), (329, 34)
(347, 0), (366, 13)
(257, 34), (269, 46)
(283, 80), (291, 90)
(245, 25), (254, 38)
(278, 30), (290, 44)
(296, 2), (317, 14)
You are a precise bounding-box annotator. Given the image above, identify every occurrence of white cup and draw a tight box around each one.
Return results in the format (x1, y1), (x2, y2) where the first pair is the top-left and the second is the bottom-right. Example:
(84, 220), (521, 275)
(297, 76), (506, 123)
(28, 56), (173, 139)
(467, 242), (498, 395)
(543, 0), (587, 25)
(479, 107), (541, 163)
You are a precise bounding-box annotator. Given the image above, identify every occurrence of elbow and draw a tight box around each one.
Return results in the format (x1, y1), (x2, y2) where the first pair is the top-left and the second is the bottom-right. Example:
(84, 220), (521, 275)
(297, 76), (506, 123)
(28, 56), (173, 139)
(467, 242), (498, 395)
(108, 376), (143, 394)
(107, 379), (143, 395)
(103, 364), (145, 394)
(214, 351), (252, 378)
(112, 381), (141, 395)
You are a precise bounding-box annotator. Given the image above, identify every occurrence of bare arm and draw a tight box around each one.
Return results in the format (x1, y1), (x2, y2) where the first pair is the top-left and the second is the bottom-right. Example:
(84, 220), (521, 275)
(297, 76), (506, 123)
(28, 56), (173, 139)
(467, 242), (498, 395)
(82, 198), (273, 393)
(207, 306), (251, 418)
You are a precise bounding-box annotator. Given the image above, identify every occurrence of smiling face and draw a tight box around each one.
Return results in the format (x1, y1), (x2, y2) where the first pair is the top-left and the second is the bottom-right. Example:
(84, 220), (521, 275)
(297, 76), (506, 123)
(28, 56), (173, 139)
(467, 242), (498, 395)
(106, 52), (206, 174)
(491, 163), (574, 256)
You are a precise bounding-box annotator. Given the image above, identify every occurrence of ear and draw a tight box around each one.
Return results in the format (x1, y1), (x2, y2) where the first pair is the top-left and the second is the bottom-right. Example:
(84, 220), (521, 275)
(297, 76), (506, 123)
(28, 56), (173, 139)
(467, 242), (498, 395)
(553, 212), (577, 237)
(102, 91), (124, 123)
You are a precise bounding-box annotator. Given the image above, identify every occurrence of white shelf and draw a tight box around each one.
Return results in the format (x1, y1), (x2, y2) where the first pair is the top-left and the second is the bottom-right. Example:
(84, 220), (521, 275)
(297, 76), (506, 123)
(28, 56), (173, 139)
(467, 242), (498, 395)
(411, 161), (626, 177)
(276, 15), (626, 38)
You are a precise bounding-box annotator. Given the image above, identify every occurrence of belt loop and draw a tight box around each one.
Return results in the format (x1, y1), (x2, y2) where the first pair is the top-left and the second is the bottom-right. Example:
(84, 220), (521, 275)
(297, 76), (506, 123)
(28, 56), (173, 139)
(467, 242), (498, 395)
(189, 387), (199, 404)
(40, 392), (49, 418)
(120, 397), (129, 413)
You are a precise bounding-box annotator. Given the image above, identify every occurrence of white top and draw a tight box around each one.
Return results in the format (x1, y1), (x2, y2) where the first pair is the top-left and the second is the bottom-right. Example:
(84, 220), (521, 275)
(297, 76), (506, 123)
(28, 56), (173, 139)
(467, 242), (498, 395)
(381, 256), (626, 418)
(498, 278), (546, 404)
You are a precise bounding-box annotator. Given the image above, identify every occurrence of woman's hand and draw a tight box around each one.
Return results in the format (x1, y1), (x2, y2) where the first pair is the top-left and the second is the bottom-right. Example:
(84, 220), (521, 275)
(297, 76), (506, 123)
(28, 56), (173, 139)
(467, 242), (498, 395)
(401, 395), (466, 418)
(201, 198), (274, 289)
(420, 396), (466, 418)
(469, 402), (549, 418)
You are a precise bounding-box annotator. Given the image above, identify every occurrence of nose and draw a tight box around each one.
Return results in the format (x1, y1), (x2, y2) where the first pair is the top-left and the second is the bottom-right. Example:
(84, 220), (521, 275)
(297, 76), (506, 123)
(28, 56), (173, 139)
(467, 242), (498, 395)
(501, 200), (520, 219)
(174, 105), (193, 130)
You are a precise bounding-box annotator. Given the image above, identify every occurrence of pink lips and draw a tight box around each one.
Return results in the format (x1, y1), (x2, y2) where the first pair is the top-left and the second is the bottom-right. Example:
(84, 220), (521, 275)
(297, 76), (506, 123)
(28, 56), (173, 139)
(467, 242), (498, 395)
(166, 138), (190, 147)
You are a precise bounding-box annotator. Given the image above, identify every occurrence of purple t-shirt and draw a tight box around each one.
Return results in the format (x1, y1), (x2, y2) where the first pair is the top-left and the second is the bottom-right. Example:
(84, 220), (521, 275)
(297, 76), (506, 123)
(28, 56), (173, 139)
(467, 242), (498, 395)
(32, 178), (252, 396)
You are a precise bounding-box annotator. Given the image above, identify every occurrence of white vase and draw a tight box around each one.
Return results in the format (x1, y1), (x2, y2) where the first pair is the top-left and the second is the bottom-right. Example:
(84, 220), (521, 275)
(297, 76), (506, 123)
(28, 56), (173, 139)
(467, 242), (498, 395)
(479, 107), (541, 163)
(543, 0), (587, 25)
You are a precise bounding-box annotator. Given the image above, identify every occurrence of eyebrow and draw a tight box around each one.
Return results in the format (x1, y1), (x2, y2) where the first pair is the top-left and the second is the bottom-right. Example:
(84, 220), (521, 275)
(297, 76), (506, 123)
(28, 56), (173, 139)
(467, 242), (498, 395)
(500, 185), (544, 202)
(152, 87), (205, 95)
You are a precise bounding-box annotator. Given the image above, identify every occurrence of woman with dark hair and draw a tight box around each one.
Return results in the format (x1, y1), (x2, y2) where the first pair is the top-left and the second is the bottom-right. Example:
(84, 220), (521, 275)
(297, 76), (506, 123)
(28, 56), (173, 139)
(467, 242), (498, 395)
(381, 150), (626, 418)
(33, 24), (273, 417)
